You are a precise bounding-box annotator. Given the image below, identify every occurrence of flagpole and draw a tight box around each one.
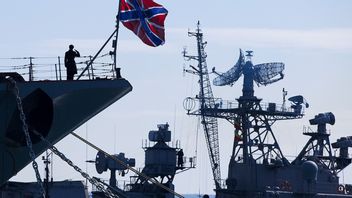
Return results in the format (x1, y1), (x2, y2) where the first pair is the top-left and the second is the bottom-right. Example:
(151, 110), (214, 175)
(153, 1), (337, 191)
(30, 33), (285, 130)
(77, 0), (122, 80)
(113, 0), (122, 78)
(76, 28), (117, 80)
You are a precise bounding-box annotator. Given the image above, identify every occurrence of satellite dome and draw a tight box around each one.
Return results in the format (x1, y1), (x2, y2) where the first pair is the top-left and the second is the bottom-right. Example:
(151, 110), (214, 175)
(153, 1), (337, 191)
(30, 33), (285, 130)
(302, 161), (318, 182)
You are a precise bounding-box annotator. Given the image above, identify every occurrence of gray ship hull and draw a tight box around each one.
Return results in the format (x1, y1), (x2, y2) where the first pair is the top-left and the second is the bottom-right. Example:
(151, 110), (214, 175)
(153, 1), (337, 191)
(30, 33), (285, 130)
(0, 78), (132, 184)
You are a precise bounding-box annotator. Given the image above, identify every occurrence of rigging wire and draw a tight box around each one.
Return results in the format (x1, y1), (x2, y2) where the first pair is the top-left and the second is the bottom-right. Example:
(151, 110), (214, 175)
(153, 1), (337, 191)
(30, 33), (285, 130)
(195, 117), (200, 165)
(173, 104), (176, 147)
(70, 131), (185, 198)
(85, 123), (89, 187)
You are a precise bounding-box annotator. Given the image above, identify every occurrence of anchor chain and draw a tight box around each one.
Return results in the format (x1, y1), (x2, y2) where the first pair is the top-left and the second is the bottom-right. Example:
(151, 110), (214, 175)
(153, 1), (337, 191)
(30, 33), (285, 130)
(7, 77), (46, 198)
(7, 77), (117, 198)
(33, 131), (119, 198)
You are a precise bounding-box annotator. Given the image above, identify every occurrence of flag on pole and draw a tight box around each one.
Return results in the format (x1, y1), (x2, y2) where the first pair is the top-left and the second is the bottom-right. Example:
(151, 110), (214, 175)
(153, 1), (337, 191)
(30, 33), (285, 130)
(119, 0), (168, 47)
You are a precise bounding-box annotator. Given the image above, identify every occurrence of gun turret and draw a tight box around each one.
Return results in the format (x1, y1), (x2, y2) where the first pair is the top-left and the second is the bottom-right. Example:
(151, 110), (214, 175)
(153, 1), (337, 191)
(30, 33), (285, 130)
(309, 112), (335, 133)
(332, 136), (352, 158)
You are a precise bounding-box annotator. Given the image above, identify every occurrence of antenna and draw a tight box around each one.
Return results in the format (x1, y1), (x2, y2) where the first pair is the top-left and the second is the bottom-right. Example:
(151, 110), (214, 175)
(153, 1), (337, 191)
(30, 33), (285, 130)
(42, 150), (52, 198)
(253, 62), (284, 86)
(288, 95), (309, 114)
(114, 124), (117, 153)
(213, 49), (285, 87)
(213, 49), (245, 86)
(245, 50), (253, 61)
(182, 46), (187, 58)
(173, 105), (176, 147)
(182, 64), (186, 77)
(282, 88), (288, 111)
(85, 123), (88, 186)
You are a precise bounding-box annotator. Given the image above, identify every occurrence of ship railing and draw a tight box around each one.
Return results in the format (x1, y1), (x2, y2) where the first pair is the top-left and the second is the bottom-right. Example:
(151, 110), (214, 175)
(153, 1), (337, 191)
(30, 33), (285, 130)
(0, 54), (119, 82)
(117, 180), (131, 191)
(303, 125), (331, 134)
(91, 178), (131, 192)
(260, 101), (306, 115)
(91, 178), (109, 191)
(189, 97), (306, 115)
(142, 139), (181, 149)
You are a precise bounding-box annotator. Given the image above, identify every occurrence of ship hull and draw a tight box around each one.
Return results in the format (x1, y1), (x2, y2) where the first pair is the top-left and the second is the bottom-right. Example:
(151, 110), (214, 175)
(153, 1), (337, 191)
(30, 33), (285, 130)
(0, 78), (132, 184)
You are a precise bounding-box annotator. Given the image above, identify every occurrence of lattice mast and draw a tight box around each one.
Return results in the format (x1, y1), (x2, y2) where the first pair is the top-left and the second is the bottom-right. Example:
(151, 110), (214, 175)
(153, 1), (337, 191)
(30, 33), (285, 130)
(210, 49), (307, 165)
(183, 21), (222, 190)
(211, 50), (300, 167)
(231, 52), (286, 164)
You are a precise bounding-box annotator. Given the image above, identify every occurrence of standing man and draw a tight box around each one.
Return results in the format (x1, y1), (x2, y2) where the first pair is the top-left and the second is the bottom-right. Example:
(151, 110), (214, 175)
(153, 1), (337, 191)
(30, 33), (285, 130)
(177, 149), (184, 168)
(64, 44), (80, 80)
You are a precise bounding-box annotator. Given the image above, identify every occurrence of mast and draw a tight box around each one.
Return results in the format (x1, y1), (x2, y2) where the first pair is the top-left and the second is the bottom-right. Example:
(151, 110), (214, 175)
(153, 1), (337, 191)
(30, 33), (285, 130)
(113, 0), (122, 78)
(184, 29), (306, 195)
(183, 21), (222, 190)
(77, 0), (121, 80)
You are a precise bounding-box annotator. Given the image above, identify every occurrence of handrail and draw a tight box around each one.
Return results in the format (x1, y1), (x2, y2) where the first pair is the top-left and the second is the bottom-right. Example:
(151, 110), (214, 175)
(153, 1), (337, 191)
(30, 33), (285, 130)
(188, 97), (306, 115)
(77, 28), (118, 80)
(0, 54), (116, 81)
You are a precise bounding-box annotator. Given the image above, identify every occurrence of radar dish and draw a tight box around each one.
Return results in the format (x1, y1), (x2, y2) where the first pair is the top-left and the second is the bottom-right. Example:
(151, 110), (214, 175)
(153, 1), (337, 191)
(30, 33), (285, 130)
(288, 95), (304, 104)
(95, 151), (107, 174)
(288, 95), (309, 108)
(213, 49), (245, 86)
(332, 136), (352, 148)
(253, 62), (284, 86)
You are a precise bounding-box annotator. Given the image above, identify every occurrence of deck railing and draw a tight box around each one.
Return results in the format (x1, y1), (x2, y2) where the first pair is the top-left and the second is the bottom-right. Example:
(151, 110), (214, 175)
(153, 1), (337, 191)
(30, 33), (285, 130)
(0, 54), (118, 81)
(187, 97), (306, 115)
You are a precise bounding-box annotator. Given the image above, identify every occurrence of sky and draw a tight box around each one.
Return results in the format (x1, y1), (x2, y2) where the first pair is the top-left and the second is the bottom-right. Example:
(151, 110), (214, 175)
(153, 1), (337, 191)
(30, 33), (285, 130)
(1, 0), (352, 196)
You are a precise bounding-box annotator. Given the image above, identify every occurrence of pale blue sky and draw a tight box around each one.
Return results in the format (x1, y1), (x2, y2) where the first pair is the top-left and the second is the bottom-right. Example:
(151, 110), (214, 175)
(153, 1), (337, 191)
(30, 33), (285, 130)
(2, 0), (352, 195)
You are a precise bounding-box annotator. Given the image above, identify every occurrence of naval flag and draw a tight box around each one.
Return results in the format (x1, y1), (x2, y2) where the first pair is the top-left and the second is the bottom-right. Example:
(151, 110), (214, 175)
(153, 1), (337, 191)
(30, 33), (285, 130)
(119, 0), (168, 47)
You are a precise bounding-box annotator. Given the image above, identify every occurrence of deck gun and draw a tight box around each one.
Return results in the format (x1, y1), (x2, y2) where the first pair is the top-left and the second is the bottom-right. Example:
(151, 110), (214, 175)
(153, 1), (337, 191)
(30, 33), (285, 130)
(332, 136), (352, 170)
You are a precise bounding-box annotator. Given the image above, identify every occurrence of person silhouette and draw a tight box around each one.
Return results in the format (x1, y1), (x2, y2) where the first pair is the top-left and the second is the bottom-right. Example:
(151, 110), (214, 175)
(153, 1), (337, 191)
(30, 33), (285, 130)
(177, 149), (184, 168)
(64, 44), (80, 80)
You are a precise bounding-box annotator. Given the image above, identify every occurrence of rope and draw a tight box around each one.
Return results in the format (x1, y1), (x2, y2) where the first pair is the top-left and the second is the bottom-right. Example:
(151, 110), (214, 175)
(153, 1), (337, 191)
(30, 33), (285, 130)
(70, 132), (185, 198)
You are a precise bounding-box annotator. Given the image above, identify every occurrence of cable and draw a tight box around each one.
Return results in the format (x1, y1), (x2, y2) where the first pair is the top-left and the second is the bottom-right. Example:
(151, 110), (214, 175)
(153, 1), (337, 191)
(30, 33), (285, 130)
(70, 132), (185, 198)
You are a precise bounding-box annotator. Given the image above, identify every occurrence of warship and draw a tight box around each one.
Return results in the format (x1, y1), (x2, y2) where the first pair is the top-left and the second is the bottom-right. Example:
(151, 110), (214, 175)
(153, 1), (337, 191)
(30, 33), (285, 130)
(182, 22), (352, 197)
(0, 25), (133, 197)
(90, 123), (195, 198)
(0, 2), (350, 196)
(0, 0), (194, 195)
(0, 15), (193, 197)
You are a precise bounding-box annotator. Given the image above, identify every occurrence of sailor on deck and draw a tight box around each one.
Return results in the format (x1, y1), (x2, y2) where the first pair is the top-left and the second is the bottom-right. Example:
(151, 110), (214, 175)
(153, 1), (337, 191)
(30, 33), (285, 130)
(64, 44), (80, 80)
(177, 149), (184, 168)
